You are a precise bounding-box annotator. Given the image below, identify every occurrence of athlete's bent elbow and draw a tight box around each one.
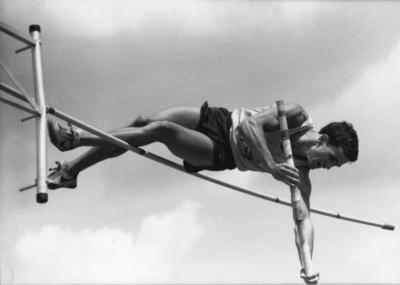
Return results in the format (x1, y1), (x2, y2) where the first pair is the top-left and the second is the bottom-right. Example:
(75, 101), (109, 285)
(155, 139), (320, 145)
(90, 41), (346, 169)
(292, 203), (310, 223)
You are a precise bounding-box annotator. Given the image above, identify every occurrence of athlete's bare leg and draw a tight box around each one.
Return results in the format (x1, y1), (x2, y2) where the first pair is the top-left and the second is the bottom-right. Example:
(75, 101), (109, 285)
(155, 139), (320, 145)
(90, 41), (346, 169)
(66, 107), (214, 176)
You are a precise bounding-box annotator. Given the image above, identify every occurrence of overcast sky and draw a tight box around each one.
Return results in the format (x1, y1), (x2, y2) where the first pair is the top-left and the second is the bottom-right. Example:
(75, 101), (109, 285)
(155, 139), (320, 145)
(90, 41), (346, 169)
(1, 1), (400, 284)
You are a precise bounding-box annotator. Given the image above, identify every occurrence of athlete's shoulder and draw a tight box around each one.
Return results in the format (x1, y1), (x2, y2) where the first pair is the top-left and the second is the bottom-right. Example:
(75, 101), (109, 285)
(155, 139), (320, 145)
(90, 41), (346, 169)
(284, 102), (309, 128)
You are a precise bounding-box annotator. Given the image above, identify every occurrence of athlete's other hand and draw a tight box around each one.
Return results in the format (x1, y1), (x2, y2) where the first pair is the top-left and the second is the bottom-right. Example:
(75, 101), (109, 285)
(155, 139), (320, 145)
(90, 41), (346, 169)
(300, 269), (320, 285)
(271, 162), (299, 188)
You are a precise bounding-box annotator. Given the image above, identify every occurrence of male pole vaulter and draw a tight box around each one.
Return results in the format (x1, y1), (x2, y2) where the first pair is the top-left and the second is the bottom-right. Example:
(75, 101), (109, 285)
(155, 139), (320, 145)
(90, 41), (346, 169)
(46, 100), (358, 284)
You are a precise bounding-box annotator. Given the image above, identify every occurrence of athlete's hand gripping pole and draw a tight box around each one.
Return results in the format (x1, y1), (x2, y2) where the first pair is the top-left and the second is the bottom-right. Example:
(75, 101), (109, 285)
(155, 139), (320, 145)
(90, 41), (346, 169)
(276, 100), (318, 284)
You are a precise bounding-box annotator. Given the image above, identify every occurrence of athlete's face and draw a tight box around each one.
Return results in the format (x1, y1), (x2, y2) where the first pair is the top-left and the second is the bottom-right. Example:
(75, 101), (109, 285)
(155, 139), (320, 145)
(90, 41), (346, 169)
(307, 136), (349, 170)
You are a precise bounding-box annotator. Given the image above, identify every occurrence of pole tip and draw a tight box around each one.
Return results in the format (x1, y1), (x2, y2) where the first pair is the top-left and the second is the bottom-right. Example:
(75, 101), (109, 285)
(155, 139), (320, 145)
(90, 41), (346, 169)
(382, 224), (395, 231)
(276, 100), (285, 114)
(36, 193), (48, 204)
(29, 25), (41, 33)
(276, 99), (285, 110)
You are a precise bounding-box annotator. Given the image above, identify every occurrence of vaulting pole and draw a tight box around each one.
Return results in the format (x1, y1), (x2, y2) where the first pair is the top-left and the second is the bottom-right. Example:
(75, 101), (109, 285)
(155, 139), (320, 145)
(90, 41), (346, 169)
(276, 100), (315, 278)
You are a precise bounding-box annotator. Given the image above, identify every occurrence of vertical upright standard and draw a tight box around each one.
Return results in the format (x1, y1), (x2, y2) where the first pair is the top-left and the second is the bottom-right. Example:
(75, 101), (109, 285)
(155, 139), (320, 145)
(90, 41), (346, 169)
(30, 25), (48, 203)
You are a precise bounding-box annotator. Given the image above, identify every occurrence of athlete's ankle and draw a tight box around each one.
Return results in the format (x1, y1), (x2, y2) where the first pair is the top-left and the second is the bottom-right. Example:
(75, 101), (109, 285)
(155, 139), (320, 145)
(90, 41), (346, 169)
(65, 167), (78, 178)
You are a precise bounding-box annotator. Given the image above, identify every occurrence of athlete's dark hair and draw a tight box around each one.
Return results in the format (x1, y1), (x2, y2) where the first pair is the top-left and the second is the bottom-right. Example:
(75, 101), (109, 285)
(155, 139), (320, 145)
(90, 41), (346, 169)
(319, 121), (359, 162)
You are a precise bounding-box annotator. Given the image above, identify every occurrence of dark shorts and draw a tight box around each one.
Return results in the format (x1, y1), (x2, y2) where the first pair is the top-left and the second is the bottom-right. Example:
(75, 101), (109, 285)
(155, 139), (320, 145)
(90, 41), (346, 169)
(183, 102), (236, 173)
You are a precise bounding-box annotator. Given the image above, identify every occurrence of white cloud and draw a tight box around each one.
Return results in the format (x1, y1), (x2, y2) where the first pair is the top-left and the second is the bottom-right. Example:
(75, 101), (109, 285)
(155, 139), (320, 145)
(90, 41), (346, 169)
(279, 1), (324, 26)
(12, 200), (203, 284)
(2, 0), (326, 37)
(349, 231), (400, 282)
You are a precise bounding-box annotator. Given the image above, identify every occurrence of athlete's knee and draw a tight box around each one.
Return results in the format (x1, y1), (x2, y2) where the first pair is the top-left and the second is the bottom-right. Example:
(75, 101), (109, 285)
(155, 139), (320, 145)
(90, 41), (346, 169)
(129, 115), (150, 127)
(293, 206), (309, 223)
(145, 120), (179, 141)
(104, 146), (127, 158)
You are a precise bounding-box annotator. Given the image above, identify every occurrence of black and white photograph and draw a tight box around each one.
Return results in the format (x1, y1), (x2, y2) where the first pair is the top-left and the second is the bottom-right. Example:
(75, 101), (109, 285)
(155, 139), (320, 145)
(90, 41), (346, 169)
(1, 1), (399, 284)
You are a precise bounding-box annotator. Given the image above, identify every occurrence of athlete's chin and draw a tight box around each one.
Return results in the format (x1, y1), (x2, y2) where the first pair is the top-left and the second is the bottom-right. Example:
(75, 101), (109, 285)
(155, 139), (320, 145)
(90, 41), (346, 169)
(309, 160), (319, 169)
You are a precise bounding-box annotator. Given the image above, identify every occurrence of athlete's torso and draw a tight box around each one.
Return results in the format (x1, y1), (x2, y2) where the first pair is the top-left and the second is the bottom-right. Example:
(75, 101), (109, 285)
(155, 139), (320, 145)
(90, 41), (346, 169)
(229, 104), (313, 172)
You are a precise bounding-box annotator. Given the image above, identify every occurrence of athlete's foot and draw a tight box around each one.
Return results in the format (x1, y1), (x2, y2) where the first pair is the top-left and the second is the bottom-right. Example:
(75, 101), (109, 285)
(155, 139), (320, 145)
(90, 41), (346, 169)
(48, 119), (81, 151)
(47, 161), (78, 190)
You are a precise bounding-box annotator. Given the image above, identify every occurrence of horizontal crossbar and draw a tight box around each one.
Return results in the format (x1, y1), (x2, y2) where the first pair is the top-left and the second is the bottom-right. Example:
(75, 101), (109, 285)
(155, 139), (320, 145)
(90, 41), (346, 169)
(46, 106), (395, 231)
(0, 82), (395, 230)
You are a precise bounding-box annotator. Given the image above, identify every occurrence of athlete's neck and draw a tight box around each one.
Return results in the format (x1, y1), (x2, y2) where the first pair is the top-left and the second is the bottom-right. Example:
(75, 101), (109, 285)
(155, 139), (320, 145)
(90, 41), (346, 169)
(292, 130), (320, 160)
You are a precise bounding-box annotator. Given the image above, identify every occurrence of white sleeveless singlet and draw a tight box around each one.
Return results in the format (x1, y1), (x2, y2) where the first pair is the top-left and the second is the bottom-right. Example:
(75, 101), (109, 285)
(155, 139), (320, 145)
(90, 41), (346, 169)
(229, 104), (313, 172)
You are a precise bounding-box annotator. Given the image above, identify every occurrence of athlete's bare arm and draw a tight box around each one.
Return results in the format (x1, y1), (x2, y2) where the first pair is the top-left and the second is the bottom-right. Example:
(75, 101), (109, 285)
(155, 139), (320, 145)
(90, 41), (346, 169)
(294, 167), (319, 283)
(236, 102), (308, 187)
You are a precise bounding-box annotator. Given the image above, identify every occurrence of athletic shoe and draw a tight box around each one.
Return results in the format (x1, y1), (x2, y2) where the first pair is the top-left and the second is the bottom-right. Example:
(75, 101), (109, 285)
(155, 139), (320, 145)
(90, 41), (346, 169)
(48, 119), (81, 151)
(47, 161), (77, 190)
